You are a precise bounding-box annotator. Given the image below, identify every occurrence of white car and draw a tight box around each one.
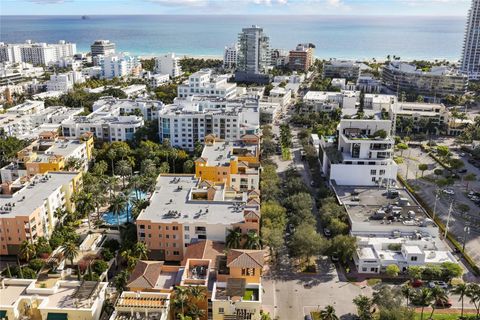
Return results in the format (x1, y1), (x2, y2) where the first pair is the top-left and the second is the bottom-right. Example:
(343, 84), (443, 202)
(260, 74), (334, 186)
(443, 189), (455, 195)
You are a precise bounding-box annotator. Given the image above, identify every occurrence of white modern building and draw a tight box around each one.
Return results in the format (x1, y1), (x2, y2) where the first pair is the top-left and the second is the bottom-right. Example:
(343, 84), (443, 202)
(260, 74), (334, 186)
(97, 53), (141, 79)
(92, 97), (164, 121)
(390, 102), (449, 134)
(237, 26), (270, 74)
(323, 60), (366, 80)
(155, 53), (183, 78)
(461, 0), (480, 80)
(267, 87), (291, 108)
(158, 98), (260, 151)
(363, 94), (397, 111)
(357, 75), (382, 93)
(320, 119), (397, 186)
(144, 71), (170, 88)
(223, 43), (238, 69)
(303, 90), (358, 112)
(177, 69), (237, 99)
(46, 71), (85, 93)
(0, 40), (76, 65)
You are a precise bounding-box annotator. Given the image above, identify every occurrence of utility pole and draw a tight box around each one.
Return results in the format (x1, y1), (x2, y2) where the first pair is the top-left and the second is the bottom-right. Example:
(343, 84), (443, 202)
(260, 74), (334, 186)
(444, 200), (454, 239)
(432, 189), (439, 221)
(463, 224), (471, 252)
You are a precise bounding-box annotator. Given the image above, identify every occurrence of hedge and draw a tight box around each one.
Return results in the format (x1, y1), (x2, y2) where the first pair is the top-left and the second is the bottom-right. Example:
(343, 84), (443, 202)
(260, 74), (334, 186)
(397, 175), (480, 275)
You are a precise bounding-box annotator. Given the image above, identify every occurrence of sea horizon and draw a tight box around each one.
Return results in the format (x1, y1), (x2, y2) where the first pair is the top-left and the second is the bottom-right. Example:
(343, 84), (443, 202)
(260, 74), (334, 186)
(0, 14), (467, 61)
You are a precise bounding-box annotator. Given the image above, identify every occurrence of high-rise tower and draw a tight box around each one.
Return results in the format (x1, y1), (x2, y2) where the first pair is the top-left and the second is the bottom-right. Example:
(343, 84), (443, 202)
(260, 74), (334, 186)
(461, 0), (480, 80)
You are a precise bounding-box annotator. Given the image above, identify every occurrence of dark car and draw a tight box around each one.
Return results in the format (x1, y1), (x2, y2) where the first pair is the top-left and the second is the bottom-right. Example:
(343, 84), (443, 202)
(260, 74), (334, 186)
(458, 168), (468, 174)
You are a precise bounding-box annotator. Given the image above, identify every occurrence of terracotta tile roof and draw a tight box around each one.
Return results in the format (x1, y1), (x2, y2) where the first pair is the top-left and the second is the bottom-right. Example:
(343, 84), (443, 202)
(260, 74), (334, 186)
(226, 250), (264, 269)
(183, 240), (225, 265)
(127, 261), (164, 289)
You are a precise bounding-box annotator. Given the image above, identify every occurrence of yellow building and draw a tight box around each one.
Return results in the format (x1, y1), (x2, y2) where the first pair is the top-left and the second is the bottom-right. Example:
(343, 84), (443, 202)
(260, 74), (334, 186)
(194, 135), (260, 191)
(1, 131), (93, 182)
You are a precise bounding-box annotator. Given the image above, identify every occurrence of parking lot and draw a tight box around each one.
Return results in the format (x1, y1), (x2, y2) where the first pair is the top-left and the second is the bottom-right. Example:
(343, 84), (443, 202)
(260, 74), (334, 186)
(396, 143), (480, 269)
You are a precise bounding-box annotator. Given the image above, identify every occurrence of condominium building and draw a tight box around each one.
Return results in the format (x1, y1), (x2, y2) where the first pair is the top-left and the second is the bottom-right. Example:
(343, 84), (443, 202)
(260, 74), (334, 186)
(0, 131), (94, 183)
(90, 39), (116, 57)
(363, 94), (397, 112)
(461, 0), (480, 80)
(236, 25), (270, 83)
(61, 102), (144, 142)
(46, 71), (85, 93)
(319, 119), (397, 186)
(289, 43), (315, 72)
(267, 87), (292, 108)
(382, 61), (468, 98)
(270, 48), (289, 68)
(177, 69), (237, 99)
(223, 43), (238, 69)
(0, 278), (107, 320)
(334, 186), (458, 274)
(97, 53), (141, 79)
(0, 172), (81, 255)
(195, 136), (260, 191)
(323, 60), (362, 80)
(92, 97), (164, 121)
(303, 90), (357, 112)
(144, 71), (170, 88)
(356, 75), (382, 93)
(0, 62), (44, 86)
(390, 102), (448, 134)
(155, 53), (183, 78)
(0, 40), (76, 65)
(158, 98), (260, 151)
(136, 174), (260, 262)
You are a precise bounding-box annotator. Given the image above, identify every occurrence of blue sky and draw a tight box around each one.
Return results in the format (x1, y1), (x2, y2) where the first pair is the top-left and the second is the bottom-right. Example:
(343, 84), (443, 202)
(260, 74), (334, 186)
(0, 0), (471, 16)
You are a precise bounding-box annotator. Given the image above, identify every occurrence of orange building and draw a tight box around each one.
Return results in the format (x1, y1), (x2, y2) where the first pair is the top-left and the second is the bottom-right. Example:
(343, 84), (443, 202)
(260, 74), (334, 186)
(289, 43), (315, 72)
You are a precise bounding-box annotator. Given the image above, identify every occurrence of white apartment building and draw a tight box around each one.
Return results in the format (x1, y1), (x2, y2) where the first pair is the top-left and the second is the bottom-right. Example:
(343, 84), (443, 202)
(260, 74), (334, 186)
(303, 90), (357, 112)
(363, 94), (397, 111)
(61, 102), (144, 142)
(177, 69), (237, 99)
(92, 97), (164, 121)
(46, 71), (85, 93)
(390, 102), (448, 134)
(461, 0), (480, 80)
(0, 62), (44, 85)
(97, 53), (141, 79)
(267, 87), (291, 107)
(155, 53), (183, 78)
(223, 43), (238, 69)
(158, 98), (260, 151)
(0, 40), (76, 65)
(144, 71), (170, 88)
(357, 75), (382, 93)
(320, 119), (397, 186)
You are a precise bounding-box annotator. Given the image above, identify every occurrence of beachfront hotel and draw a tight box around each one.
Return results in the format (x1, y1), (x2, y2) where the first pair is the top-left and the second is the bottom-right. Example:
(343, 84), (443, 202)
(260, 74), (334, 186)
(461, 0), (480, 80)
(0, 172), (82, 255)
(0, 40), (76, 66)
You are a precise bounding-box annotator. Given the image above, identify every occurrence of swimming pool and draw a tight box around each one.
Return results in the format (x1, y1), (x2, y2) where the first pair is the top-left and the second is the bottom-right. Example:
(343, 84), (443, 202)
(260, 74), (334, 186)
(101, 190), (147, 226)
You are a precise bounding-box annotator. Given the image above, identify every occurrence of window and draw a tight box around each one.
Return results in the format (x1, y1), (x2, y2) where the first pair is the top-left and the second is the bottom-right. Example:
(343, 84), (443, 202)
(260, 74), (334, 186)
(411, 256), (418, 261)
(219, 308), (225, 314)
(370, 169), (377, 175)
(173, 226), (179, 231)
(379, 170), (385, 175)
(173, 251), (180, 256)
(371, 177), (376, 182)
(362, 267), (367, 272)
(184, 226), (189, 231)
(158, 226), (162, 230)
(147, 225), (151, 229)
(241, 268), (255, 276)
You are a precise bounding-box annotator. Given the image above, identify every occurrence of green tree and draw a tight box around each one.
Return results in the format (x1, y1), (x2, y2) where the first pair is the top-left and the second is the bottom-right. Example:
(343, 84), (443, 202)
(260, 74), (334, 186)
(353, 295), (373, 320)
(441, 261), (463, 280)
(19, 240), (36, 262)
(418, 164), (428, 177)
(243, 231), (261, 250)
(428, 286), (449, 319)
(319, 305), (339, 320)
(226, 227), (243, 249)
(91, 260), (109, 274)
(182, 160), (195, 173)
(35, 236), (52, 256)
(436, 145), (451, 159)
(415, 288), (434, 320)
(466, 283), (480, 318)
(290, 222), (328, 264)
(464, 173), (477, 190)
(261, 226), (284, 261)
(72, 191), (96, 230)
(133, 242), (149, 260)
(449, 158), (465, 171)
(401, 284), (414, 307)
(173, 286), (190, 316)
(329, 235), (357, 264)
(397, 143), (408, 156)
(452, 283), (468, 318)
(113, 270), (130, 292)
(111, 193), (128, 230)
(385, 264), (400, 277)
(61, 241), (79, 266)
(116, 159), (132, 189)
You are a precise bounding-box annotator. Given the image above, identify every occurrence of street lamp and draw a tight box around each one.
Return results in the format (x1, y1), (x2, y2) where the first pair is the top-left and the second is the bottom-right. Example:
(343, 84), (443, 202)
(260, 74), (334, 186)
(432, 189), (439, 221)
(444, 200), (454, 239)
(462, 225), (471, 252)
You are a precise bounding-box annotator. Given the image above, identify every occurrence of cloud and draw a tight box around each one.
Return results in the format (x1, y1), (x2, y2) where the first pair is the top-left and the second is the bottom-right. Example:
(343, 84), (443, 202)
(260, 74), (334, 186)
(147, 0), (207, 6)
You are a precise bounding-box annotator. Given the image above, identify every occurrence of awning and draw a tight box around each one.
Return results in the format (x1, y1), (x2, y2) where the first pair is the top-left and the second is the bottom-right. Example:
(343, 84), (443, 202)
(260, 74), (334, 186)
(46, 313), (68, 320)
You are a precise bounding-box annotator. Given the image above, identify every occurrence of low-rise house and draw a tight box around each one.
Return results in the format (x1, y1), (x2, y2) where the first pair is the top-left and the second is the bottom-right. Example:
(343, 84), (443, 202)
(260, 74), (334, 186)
(0, 278), (108, 320)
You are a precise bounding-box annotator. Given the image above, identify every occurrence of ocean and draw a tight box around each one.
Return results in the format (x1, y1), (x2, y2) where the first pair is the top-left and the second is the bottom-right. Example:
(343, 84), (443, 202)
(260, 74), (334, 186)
(0, 15), (466, 61)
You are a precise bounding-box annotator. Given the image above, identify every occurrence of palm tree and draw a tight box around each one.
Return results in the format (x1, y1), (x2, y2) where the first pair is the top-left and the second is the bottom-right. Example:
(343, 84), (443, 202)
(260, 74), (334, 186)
(415, 288), (434, 320)
(19, 240), (36, 262)
(186, 304), (205, 320)
(226, 227), (243, 249)
(452, 283), (468, 318)
(121, 249), (138, 271)
(352, 295), (373, 320)
(133, 242), (149, 260)
(113, 270), (129, 292)
(173, 286), (190, 316)
(176, 315), (192, 320)
(401, 284), (413, 307)
(61, 241), (79, 266)
(116, 159), (132, 189)
(319, 305), (338, 320)
(111, 193), (127, 231)
(243, 230), (261, 249)
(429, 286), (449, 319)
(72, 191), (96, 230)
(187, 286), (206, 304)
(466, 283), (480, 318)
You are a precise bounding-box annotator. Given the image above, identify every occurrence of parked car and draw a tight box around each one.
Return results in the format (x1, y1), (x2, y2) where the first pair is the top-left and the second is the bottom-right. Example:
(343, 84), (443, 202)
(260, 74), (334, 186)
(435, 299), (453, 309)
(428, 281), (449, 290)
(458, 168), (468, 174)
(460, 152), (466, 157)
(443, 189), (455, 195)
(411, 279), (424, 288)
(331, 253), (339, 262)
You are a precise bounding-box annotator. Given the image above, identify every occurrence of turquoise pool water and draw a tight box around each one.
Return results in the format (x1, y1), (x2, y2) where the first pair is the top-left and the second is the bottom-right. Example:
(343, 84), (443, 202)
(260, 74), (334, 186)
(102, 190), (147, 226)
